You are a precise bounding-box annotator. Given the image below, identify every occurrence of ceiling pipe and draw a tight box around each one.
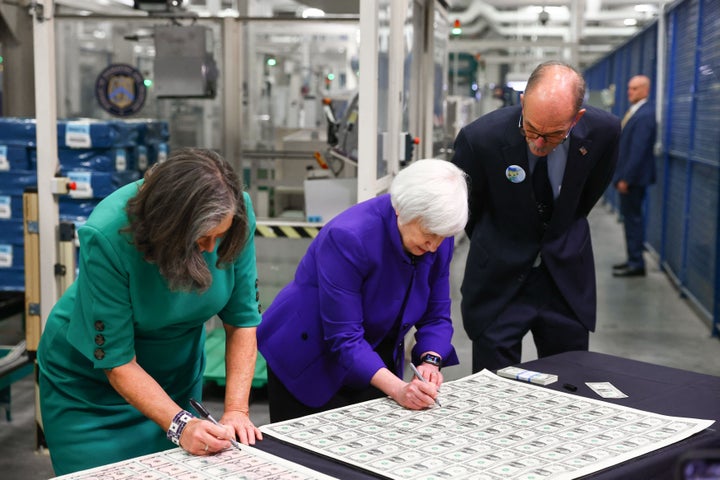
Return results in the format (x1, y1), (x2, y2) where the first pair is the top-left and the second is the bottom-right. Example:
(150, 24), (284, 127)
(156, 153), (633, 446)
(55, 0), (140, 14)
(448, 41), (615, 54)
(452, 0), (666, 6)
(480, 53), (611, 63)
(452, 1), (659, 25)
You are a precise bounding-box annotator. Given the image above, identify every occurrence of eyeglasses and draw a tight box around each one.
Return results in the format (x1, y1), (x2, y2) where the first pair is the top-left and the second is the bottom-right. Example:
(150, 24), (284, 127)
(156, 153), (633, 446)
(518, 113), (573, 144)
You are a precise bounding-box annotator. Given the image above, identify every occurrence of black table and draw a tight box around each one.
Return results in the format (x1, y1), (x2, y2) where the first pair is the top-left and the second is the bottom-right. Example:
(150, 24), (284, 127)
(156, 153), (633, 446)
(255, 351), (720, 480)
(521, 351), (720, 479)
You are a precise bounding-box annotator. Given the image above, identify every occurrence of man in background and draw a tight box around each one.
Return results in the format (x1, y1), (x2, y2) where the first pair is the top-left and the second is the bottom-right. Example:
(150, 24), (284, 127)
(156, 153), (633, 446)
(452, 61), (620, 373)
(612, 75), (657, 277)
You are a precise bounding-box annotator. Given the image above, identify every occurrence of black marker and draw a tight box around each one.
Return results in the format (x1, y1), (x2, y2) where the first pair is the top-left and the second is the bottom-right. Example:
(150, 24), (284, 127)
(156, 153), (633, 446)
(563, 383), (578, 392)
(189, 398), (242, 451)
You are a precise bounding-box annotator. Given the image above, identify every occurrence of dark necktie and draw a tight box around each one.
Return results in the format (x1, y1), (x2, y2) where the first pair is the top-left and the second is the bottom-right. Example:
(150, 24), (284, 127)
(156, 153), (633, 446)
(533, 156), (554, 227)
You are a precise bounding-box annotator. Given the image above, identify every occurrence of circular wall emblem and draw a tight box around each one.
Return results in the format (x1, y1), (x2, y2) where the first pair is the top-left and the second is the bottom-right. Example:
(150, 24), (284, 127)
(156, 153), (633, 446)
(95, 63), (147, 117)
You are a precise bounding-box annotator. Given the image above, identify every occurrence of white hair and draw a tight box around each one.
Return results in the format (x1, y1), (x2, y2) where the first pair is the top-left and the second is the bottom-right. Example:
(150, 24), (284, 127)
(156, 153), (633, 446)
(389, 159), (469, 237)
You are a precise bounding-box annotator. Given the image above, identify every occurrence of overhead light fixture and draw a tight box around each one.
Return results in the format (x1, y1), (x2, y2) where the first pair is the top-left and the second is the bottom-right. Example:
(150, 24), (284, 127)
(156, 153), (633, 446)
(634, 4), (654, 13)
(302, 8), (325, 18)
(624, 18), (638, 26)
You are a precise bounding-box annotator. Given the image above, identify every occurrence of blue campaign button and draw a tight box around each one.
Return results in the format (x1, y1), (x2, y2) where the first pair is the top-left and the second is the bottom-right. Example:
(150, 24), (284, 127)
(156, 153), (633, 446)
(506, 165), (526, 183)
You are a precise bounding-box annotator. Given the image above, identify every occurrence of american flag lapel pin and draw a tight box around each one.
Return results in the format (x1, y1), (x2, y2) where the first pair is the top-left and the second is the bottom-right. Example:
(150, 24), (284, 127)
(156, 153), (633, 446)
(579, 146), (588, 156)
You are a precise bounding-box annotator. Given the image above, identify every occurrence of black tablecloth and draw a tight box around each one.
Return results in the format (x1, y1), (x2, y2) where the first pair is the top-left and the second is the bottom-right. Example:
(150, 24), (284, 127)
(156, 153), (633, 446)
(255, 351), (720, 480)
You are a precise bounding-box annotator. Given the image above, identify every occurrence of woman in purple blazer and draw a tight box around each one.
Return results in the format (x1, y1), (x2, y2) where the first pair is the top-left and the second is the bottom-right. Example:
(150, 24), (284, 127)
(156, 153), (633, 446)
(257, 159), (469, 422)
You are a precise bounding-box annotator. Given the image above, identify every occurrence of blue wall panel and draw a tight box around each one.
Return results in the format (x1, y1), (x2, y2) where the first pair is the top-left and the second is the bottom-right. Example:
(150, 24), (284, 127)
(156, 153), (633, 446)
(612, 50), (629, 111)
(585, 22), (659, 213)
(666, 1), (698, 156)
(585, 61), (609, 91)
(685, 163), (718, 310)
(694, 93), (720, 166)
(663, 155), (688, 276)
(694, 1), (720, 167)
(586, 0), (719, 332)
(646, 156), (665, 254)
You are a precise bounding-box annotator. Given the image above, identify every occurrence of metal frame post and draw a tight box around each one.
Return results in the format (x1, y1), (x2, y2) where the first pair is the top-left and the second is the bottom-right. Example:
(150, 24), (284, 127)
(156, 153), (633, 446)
(31, 0), (62, 333)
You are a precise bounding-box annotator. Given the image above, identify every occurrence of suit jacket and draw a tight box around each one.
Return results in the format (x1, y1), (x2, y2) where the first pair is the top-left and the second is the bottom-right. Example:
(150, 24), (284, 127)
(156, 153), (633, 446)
(613, 101), (656, 186)
(257, 194), (459, 408)
(451, 104), (620, 339)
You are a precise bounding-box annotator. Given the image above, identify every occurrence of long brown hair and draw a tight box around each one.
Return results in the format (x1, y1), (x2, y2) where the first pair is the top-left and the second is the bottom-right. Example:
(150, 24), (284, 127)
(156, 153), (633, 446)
(123, 148), (249, 292)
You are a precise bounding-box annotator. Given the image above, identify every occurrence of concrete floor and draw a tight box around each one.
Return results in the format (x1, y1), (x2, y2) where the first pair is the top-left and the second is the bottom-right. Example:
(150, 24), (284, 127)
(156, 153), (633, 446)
(1, 202), (719, 479)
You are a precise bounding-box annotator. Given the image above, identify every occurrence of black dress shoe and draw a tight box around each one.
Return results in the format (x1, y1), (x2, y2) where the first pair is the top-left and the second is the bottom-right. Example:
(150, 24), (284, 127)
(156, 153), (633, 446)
(612, 262), (629, 270)
(613, 266), (646, 277)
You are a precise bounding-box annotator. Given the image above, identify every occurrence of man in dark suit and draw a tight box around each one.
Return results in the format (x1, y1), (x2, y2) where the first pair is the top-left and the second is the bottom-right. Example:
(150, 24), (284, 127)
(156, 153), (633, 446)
(612, 75), (657, 277)
(451, 61), (620, 373)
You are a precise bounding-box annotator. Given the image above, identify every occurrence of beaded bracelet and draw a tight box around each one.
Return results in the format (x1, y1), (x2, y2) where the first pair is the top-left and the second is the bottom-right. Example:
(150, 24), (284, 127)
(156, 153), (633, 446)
(167, 410), (194, 446)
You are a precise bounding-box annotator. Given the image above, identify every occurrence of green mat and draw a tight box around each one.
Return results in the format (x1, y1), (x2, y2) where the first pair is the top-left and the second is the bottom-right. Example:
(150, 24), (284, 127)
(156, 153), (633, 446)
(203, 327), (267, 388)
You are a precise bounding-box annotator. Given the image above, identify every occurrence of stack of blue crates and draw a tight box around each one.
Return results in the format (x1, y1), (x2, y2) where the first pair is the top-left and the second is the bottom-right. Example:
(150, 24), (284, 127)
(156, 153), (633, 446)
(0, 118), (170, 291)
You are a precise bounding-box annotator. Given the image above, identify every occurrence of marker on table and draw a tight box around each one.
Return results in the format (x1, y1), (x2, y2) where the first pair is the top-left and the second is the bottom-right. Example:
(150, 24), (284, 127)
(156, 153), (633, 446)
(189, 398), (242, 451)
(409, 363), (443, 407)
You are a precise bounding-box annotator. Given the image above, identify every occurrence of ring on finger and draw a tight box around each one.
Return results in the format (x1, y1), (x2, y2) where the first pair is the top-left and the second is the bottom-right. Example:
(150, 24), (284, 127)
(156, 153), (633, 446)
(204, 444), (209, 452)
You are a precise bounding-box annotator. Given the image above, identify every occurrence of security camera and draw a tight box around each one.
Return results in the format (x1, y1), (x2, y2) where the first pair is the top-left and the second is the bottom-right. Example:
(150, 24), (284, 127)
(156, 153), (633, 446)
(539, 10), (549, 25)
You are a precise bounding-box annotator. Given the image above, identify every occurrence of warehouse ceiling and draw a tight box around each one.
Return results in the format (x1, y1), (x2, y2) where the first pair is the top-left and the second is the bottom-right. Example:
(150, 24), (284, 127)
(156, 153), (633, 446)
(53, 0), (668, 70)
(445, 0), (668, 71)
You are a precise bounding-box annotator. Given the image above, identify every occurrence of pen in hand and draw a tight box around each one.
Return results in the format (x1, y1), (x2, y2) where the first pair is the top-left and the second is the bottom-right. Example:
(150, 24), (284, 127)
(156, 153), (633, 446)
(409, 363), (443, 407)
(189, 398), (242, 451)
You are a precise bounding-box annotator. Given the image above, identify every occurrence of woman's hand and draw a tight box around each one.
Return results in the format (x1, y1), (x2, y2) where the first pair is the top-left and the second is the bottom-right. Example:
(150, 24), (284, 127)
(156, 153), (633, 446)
(372, 367), (440, 410)
(415, 363), (443, 387)
(370, 365), (442, 410)
(220, 409), (263, 445)
(179, 418), (236, 455)
(393, 378), (440, 410)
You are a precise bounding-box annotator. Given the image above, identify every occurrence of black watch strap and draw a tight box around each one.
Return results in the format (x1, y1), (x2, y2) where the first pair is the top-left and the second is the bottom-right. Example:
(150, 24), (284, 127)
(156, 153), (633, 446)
(420, 353), (442, 368)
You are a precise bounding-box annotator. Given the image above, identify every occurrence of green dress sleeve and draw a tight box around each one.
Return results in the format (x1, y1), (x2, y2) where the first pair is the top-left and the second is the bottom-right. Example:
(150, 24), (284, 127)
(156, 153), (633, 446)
(66, 223), (136, 369)
(218, 192), (262, 328)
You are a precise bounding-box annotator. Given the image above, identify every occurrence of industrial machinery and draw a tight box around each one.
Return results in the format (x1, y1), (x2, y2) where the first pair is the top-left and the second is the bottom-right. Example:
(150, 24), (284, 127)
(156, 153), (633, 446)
(320, 92), (418, 178)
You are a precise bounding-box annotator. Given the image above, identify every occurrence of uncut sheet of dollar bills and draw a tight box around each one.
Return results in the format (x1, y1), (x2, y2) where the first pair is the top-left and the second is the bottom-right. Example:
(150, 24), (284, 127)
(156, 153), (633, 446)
(52, 445), (339, 480)
(261, 369), (714, 480)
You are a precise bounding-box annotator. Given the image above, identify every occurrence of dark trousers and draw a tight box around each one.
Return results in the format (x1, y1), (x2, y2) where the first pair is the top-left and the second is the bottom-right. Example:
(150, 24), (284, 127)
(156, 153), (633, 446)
(266, 333), (398, 423)
(471, 263), (589, 373)
(267, 367), (387, 423)
(619, 185), (647, 269)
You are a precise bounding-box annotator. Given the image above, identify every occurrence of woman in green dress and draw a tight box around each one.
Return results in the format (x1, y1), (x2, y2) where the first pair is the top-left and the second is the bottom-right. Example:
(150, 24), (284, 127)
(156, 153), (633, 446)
(37, 148), (263, 475)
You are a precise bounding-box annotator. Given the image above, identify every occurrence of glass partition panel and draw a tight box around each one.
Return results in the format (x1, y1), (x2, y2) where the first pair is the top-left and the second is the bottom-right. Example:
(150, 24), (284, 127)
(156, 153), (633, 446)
(376, 0), (391, 179)
(401, 1), (415, 135)
(432, 6), (450, 159)
(240, 18), (361, 218)
(241, 19), (360, 152)
(55, 18), (224, 151)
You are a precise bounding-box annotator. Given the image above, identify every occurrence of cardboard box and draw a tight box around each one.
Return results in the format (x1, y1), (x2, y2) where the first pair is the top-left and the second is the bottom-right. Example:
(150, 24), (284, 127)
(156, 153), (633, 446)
(303, 177), (357, 224)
